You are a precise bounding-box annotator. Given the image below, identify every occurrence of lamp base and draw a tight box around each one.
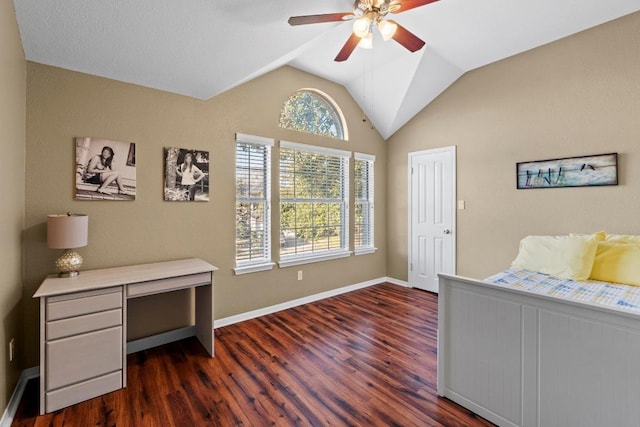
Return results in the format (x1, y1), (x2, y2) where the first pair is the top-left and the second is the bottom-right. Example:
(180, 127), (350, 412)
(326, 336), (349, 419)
(58, 271), (80, 278)
(55, 249), (83, 277)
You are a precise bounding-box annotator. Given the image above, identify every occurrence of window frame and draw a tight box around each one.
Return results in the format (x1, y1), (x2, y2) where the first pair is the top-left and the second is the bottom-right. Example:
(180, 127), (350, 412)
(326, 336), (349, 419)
(354, 152), (376, 255)
(278, 140), (351, 268)
(279, 89), (349, 141)
(234, 133), (275, 275)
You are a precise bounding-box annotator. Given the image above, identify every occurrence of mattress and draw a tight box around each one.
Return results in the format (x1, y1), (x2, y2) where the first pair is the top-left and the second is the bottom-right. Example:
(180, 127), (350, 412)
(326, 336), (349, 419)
(485, 268), (640, 313)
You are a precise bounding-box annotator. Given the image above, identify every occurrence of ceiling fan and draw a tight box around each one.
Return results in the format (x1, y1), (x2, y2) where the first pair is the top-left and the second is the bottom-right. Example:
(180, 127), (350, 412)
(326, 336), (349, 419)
(288, 0), (438, 62)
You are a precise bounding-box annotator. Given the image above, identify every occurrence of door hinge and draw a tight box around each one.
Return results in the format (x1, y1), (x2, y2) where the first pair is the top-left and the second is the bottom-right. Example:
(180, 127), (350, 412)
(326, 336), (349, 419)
(411, 167), (414, 175)
(410, 263), (413, 271)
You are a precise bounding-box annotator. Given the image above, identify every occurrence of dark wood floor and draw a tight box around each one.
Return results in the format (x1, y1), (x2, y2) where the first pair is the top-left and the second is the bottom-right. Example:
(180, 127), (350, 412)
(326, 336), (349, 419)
(13, 283), (494, 426)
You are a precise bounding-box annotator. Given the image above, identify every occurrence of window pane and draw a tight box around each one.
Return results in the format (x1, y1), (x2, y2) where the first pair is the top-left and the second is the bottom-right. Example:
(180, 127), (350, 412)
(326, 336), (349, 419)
(279, 145), (348, 260)
(354, 202), (364, 248)
(279, 90), (346, 140)
(354, 157), (374, 251)
(236, 201), (267, 262)
(235, 145), (250, 198)
(235, 138), (271, 266)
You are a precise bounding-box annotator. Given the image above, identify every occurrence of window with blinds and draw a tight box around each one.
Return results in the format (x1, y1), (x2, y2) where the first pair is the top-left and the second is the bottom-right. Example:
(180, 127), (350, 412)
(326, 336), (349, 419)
(354, 153), (375, 254)
(234, 133), (274, 274)
(279, 141), (350, 266)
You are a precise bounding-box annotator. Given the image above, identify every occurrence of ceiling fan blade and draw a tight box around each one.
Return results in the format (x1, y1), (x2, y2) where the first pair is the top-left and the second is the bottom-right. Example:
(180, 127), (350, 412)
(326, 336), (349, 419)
(391, 21), (425, 52)
(392, 0), (439, 13)
(334, 33), (361, 62)
(288, 13), (354, 26)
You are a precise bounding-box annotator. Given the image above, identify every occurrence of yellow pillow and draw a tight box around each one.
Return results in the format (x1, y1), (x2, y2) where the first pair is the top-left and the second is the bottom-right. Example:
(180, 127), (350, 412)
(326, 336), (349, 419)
(590, 241), (640, 286)
(605, 234), (640, 244)
(511, 235), (599, 280)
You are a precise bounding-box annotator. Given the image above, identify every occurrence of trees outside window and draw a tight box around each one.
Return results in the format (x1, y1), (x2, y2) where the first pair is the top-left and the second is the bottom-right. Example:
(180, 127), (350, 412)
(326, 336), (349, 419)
(234, 133), (274, 274)
(279, 141), (350, 265)
(279, 89), (347, 140)
(354, 153), (375, 254)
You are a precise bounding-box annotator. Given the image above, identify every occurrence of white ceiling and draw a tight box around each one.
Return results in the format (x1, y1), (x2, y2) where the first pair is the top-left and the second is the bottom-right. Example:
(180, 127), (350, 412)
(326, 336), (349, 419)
(14, 0), (640, 139)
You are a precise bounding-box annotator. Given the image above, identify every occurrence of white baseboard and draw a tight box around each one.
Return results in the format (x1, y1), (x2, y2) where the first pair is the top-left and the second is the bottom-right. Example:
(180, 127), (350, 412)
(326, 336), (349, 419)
(0, 366), (39, 427)
(215, 276), (387, 328)
(385, 276), (410, 287)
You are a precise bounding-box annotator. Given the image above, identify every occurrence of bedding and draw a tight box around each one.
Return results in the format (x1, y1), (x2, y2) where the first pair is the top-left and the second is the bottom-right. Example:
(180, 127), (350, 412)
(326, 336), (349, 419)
(486, 268), (640, 313)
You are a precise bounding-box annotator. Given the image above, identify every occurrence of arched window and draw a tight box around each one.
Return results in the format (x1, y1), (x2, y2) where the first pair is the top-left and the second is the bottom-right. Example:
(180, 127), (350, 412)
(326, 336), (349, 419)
(279, 89), (348, 140)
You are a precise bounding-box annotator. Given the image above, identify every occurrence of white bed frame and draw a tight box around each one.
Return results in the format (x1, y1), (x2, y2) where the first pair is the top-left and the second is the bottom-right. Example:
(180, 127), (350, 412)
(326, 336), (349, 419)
(437, 273), (640, 427)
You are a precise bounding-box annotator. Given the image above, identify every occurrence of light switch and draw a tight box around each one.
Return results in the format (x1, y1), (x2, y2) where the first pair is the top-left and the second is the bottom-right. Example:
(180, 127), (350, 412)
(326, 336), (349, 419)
(457, 200), (465, 210)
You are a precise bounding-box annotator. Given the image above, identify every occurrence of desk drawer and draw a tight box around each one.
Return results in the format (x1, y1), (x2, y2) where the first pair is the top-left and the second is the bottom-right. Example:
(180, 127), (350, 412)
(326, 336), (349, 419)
(46, 326), (122, 390)
(47, 288), (122, 321)
(127, 272), (210, 298)
(47, 309), (122, 340)
(46, 370), (122, 413)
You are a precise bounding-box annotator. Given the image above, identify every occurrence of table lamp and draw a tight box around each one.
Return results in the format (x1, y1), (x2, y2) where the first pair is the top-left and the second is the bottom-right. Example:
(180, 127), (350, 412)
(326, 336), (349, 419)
(47, 213), (88, 277)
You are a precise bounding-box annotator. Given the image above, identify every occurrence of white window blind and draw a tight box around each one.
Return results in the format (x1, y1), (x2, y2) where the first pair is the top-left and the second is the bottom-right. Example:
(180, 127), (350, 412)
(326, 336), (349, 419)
(354, 153), (375, 254)
(235, 133), (274, 274)
(279, 141), (350, 266)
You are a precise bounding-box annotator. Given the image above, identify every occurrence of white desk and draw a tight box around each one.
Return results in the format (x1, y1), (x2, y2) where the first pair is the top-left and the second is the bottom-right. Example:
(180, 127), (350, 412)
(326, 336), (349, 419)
(33, 258), (217, 414)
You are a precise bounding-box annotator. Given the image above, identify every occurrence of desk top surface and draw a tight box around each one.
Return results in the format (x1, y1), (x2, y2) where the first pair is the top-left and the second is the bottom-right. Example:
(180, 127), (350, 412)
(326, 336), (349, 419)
(34, 258), (217, 298)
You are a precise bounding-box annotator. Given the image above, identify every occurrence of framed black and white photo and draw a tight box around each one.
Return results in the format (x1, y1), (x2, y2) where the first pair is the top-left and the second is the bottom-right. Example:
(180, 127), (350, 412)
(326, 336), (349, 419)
(164, 147), (210, 202)
(75, 137), (137, 200)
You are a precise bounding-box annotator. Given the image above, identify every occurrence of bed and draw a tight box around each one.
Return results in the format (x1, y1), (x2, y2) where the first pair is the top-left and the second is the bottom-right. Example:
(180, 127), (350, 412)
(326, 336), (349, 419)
(437, 233), (640, 427)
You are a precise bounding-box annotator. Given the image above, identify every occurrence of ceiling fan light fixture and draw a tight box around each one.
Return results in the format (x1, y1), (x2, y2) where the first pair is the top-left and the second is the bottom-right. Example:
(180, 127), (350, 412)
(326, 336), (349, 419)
(378, 19), (397, 41)
(352, 15), (371, 38)
(358, 32), (373, 49)
(288, 0), (431, 62)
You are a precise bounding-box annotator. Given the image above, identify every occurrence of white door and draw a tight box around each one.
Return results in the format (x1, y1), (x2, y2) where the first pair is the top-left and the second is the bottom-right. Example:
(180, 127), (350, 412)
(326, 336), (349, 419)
(408, 147), (456, 292)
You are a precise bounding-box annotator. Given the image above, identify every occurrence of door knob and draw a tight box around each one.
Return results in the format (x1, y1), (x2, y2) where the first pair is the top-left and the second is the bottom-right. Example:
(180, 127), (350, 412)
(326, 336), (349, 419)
(443, 229), (451, 234)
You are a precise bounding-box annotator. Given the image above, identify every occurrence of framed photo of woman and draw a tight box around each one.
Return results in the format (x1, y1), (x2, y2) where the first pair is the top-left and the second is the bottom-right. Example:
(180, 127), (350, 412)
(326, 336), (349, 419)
(164, 147), (210, 202)
(75, 137), (137, 200)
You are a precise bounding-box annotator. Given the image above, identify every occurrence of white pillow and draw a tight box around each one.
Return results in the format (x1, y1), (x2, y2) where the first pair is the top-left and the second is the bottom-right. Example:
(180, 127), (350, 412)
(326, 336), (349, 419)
(511, 235), (599, 280)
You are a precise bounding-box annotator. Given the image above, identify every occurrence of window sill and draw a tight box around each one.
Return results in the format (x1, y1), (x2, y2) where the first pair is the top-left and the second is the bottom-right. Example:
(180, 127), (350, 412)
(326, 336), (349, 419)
(354, 247), (377, 256)
(278, 251), (352, 268)
(234, 262), (275, 275)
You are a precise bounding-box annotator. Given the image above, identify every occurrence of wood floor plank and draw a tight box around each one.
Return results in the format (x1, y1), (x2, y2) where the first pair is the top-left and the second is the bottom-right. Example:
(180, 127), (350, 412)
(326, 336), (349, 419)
(13, 283), (494, 426)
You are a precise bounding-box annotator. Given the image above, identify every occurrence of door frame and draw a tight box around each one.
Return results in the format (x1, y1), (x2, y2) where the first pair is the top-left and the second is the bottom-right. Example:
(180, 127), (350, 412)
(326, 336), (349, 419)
(407, 146), (457, 288)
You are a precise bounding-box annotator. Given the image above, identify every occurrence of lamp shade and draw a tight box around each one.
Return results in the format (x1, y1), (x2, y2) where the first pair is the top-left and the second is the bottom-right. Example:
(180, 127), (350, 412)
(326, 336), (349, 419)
(353, 16), (371, 38)
(358, 33), (373, 49)
(378, 20), (397, 41)
(47, 214), (88, 249)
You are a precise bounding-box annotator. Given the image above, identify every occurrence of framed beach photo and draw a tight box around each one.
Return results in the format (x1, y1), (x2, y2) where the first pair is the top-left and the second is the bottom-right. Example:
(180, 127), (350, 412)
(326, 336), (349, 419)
(164, 147), (210, 202)
(516, 153), (618, 189)
(75, 137), (136, 200)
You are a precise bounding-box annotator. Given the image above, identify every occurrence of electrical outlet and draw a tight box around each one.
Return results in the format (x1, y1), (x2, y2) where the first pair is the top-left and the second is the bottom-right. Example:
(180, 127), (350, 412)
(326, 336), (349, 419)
(9, 338), (14, 362)
(297, 270), (303, 281)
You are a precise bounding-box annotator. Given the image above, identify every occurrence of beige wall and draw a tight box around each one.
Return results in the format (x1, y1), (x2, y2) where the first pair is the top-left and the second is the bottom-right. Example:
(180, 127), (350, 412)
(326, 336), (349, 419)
(0, 0), (26, 409)
(24, 64), (387, 367)
(387, 11), (640, 281)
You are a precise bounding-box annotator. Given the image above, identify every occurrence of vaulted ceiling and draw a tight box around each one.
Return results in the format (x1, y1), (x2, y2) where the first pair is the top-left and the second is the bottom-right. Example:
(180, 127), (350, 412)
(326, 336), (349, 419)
(14, 0), (640, 139)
